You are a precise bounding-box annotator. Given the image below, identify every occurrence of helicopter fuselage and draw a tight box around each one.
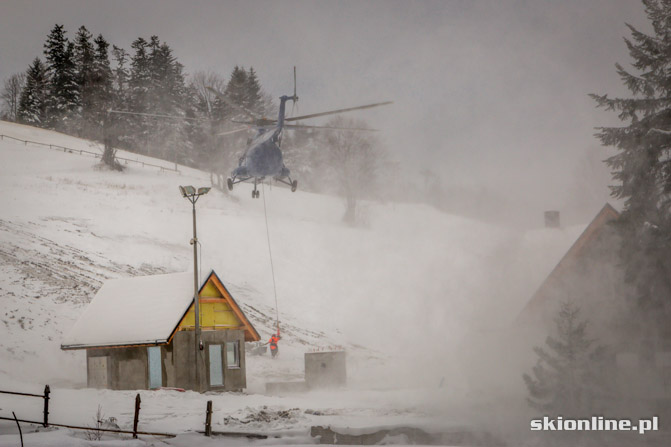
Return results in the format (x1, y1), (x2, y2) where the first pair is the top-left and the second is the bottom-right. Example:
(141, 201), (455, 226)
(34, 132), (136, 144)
(231, 95), (294, 180)
(224, 90), (391, 199)
(232, 131), (287, 179)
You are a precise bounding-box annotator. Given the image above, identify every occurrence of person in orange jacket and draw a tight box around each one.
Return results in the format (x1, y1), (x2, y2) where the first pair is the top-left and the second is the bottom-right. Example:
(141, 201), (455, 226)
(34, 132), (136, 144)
(267, 329), (281, 358)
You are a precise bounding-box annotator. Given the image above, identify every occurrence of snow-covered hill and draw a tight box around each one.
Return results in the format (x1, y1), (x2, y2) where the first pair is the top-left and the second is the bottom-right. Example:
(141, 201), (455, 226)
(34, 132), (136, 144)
(0, 120), (585, 444)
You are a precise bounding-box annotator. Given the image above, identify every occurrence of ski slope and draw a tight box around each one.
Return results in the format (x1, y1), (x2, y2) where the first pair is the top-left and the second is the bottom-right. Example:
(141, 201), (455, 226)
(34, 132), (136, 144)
(0, 120), (586, 445)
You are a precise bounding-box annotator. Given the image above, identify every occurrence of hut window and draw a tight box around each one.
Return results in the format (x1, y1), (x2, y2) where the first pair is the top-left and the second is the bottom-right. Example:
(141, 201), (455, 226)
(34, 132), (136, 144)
(208, 344), (224, 386)
(226, 341), (240, 368)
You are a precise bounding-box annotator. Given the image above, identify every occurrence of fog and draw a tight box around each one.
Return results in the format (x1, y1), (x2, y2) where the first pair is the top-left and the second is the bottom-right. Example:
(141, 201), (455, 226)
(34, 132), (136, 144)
(0, 1), (659, 445)
(0, 0), (647, 225)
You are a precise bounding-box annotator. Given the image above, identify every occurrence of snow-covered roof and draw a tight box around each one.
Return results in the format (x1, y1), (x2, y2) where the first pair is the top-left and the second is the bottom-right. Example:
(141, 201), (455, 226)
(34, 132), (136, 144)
(516, 224), (588, 296)
(517, 203), (620, 321)
(61, 272), (195, 349)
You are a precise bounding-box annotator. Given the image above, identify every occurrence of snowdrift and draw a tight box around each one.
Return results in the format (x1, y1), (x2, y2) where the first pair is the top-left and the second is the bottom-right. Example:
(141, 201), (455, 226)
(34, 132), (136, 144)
(0, 120), (584, 442)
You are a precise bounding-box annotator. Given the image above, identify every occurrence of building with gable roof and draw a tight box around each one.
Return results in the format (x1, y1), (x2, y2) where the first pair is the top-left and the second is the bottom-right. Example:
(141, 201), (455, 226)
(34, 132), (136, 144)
(516, 204), (671, 402)
(62, 270), (260, 392)
(516, 203), (622, 330)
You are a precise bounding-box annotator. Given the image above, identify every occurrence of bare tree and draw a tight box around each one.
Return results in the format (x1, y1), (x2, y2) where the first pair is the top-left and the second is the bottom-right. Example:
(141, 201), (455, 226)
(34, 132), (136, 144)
(1, 73), (26, 121)
(188, 70), (232, 190)
(320, 116), (387, 224)
(189, 70), (226, 118)
(100, 112), (124, 171)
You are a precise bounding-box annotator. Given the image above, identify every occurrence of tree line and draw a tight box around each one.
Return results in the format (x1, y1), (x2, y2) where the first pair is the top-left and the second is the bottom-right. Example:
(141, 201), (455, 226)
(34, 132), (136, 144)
(1, 24), (391, 223)
(2, 24), (272, 169)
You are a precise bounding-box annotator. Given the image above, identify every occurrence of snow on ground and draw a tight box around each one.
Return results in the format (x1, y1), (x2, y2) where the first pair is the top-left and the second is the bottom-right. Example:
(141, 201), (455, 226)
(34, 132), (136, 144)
(0, 121), (588, 444)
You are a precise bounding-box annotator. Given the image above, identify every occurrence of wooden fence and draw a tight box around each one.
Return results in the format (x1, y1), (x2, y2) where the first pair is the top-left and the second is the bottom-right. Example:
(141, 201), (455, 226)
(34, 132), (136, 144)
(0, 386), (173, 439)
(0, 386), (265, 440)
(0, 134), (180, 174)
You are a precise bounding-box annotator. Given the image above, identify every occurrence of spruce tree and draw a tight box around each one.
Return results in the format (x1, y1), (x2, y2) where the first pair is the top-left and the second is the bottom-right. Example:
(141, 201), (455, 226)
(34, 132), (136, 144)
(147, 35), (163, 114)
(129, 37), (151, 113)
(111, 45), (131, 148)
(148, 38), (187, 114)
(73, 25), (95, 136)
(91, 34), (119, 170)
(43, 24), (79, 129)
(523, 302), (610, 415)
(210, 66), (252, 172)
(590, 0), (671, 336)
(145, 37), (189, 160)
(128, 37), (151, 151)
(18, 58), (48, 125)
(217, 66), (248, 121)
(92, 34), (113, 120)
(111, 45), (129, 103)
(245, 67), (264, 115)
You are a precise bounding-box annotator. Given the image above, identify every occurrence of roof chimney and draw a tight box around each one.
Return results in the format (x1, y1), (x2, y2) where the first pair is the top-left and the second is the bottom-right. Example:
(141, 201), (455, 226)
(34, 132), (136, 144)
(544, 210), (560, 228)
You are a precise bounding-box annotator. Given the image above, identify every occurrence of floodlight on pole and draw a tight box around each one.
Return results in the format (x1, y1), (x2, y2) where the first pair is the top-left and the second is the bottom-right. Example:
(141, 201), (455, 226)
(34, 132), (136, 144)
(180, 185), (198, 197)
(179, 185), (210, 391)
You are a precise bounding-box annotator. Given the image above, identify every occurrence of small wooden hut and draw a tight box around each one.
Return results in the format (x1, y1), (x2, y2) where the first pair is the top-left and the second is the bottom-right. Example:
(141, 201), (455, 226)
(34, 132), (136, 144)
(61, 270), (260, 392)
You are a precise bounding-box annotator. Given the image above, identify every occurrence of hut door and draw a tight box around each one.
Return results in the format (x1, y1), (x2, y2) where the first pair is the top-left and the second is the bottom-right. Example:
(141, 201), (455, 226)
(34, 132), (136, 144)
(147, 346), (162, 389)
(88, 356), (108, 388)
(208, 344), (224, 387)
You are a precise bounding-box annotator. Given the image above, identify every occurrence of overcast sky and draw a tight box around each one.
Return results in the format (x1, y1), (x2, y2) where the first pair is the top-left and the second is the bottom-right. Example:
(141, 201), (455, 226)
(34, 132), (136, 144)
(0, 0), (650, 224)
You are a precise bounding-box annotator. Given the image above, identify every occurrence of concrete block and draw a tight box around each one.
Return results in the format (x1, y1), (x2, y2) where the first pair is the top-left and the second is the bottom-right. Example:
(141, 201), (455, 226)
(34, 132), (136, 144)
(305, 351), (346, 389)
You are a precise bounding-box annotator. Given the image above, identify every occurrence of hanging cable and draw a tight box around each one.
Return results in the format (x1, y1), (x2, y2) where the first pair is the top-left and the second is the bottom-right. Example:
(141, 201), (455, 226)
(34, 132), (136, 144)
(261, 183), (280, 329)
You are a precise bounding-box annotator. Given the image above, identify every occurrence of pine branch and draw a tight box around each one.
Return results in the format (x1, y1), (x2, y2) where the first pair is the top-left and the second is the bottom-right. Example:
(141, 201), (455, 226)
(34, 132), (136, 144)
(590, 93), (671, 120)
(615, 63), (656, 97)
(623, 24), (665, 70)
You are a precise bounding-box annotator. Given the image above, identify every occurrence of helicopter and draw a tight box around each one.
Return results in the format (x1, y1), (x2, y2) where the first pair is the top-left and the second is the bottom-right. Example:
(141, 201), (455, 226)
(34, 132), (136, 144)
(207, 70), (392, 198)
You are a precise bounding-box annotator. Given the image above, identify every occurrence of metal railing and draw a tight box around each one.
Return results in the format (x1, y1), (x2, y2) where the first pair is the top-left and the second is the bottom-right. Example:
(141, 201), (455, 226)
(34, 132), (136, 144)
(0, 385), (50, 428)
(0, 134), (180, 174)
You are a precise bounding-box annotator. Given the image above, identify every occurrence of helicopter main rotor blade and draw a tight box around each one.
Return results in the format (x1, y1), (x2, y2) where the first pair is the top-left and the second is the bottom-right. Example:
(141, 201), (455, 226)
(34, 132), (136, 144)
(217, 126), (251, 136)
(108, 109), (202, 121)
(206, 86), (261, 120)
(284, 124), (378, 132)
(231, 118), (277, 126)
(284, 101), (393, 122)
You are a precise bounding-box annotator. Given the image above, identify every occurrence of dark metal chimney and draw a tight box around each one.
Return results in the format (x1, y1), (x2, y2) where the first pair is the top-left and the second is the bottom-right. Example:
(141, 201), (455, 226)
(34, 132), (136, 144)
(544, 210), (560, 228)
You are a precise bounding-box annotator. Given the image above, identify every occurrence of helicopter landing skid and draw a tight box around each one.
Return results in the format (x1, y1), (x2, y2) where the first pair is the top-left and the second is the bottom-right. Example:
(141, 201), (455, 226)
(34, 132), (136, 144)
(227, 176), (251, 192)
(230, 176), (263, 198)
(252, 178), (260, 199)
(276, 177), (298, 192)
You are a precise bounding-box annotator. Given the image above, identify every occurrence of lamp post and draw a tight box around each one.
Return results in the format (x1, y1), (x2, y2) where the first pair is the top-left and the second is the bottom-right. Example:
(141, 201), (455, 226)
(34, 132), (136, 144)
(179, 185), (210, 391)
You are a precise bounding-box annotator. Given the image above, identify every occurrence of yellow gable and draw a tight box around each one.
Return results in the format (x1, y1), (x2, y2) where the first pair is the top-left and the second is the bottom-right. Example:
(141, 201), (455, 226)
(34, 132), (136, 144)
(178, 278), (244, 331)
(200, 281), (221, 298)
(173, 271), (261, 342)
